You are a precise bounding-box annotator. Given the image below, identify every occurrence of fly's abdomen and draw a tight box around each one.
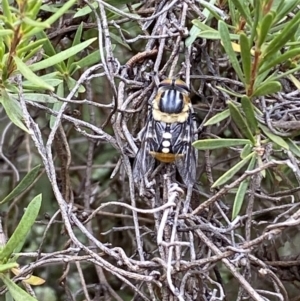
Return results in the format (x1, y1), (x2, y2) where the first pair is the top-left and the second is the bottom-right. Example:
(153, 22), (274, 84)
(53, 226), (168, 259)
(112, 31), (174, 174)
(149, 123), (184, 163)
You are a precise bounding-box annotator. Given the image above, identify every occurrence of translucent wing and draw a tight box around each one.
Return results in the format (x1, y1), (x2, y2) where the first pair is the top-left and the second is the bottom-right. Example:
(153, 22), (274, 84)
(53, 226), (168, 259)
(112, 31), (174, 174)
(173, 111), (198, 186)
(132, 115), (156, 184)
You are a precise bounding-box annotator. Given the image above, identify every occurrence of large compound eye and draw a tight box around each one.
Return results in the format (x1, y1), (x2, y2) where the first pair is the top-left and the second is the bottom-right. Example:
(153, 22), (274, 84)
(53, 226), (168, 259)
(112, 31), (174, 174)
(158, 79), (190, 94)
(173, 79), (190, 93)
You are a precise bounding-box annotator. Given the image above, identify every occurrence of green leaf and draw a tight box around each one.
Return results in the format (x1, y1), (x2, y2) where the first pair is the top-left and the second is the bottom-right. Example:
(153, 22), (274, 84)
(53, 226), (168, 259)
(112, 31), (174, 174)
(212, 152), (255, 187)
(198, 30), (222, 40)
(192, 19), (217, 31)
(0, 194), (42, 261)
(14, 57), (54, 91)
(193, 138), (251, 150)
(204, 109), (230, 126)
(0, 274), (38, 301)
(240, 33), (251, 85)
(287, 139), (300, 158)
(24, 0), (77, 38)
(110, 32), (131, 50)
(106, 0), (134, 5)
(35, 32), (65, 73)
(67, 22), (83, 69)
(228, 101), (256, 144)
(73, 2), (98, 18)
(0, 90), (29, 133)
(17, 38), (47, 56)
(271, 63), (300, 81)
(70, 46), (117, 75)
(259, 124), (289, 149)
(253, 81), (281, 96)
(40, 4), (61, 13)
(241, 144), (252, 159)
(259, 48), (300, 74)
(216, 86), (244, 98)
(23, 45), (45, 62)
(198, 30), (240, 40)
(274, 0), (299, 24)
(241, 96), (258, 134)
(0, 165), (41, 205)
(50, 83), (64, 128)
(14, 93), (58, 103)
(22, 80), (62, 90)
(30, 38), (97, 72)
(186, 25), (200, 47)
(70, 50), (100, 75)
(229, 0), (252, 26)
(2, 0), (12, 23)
(27, 0), (43, 20)
(0, 262), (18, 272)
(0, 29), (13, 37)
(23, 17), (50, 29)
(232, 155), (257, 219)
(263, 10), (300, 59)
(219, 21), (245, 84)
(65, 76), (85, 93)
(196, 1), (228, 21)
(257, 12), (275, 48)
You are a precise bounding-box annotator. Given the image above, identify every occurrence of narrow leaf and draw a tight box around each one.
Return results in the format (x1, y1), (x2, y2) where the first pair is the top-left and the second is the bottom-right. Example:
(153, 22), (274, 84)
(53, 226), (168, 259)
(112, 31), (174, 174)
(14, 93), (58, 103)
(228, 101), (256, 144)
(74, 2), (98, 18)
(110, 32), (131, 50)
(253, 81), (281, 96)
(274, 0), (299, 24)
(192, 19), (217, 31)
(70, 49), (105, 74)
(30, 38), (97, 72)
(204, 109), (230, 126)
(212, 152), (255, 187)
(67, 22), (83, 69)
(287, 139), (300, 158)
(24, 0), (77, 38)
(263, 10), (300, 59)
(232, 155), (257, 219)
(257, 12), (275, 48)
(241, 144), (252, 159)
(0, 29), (13, 37)
(1, 90), (29, 133)
(259, 48), (300, 74)
(241, 96), (258, 134)
(0, 165), (41, 205)
(219, 21), (245, 83)
(193, 138), (251, 150)
(0, 274), (38, 301)
(186, 24), (201, 47)
(217, 86), (244, 98)
(14, 57), (54, 91)
(259, 124), (289, 149)
(240, 33), (251, 85)
(23, 17), (50, 29)
(0, 263), (18, 272)
(50, 83), (64, 128)
(229, 0), (252, 25)
(17, 39), (47, 56)
(0, 194), (42, 261)
(2, 0), (12, 23)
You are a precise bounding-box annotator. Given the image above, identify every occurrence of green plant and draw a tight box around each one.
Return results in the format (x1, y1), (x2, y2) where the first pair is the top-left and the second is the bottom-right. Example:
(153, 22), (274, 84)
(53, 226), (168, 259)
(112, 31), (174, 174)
(192, 0), (300, 218)
(0, 165), (42, 300)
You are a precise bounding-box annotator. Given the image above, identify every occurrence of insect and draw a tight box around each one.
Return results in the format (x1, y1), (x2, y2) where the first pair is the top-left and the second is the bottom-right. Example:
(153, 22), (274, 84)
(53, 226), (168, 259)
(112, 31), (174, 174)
(133, 78), (198, 187)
